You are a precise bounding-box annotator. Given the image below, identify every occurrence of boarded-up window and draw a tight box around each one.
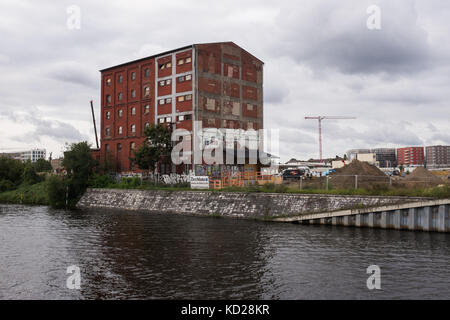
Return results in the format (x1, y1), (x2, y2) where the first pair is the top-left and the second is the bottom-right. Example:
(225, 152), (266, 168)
(232, 102), (240, 116)
(206, 98), (215, 111)
(227, 66), (233, 77)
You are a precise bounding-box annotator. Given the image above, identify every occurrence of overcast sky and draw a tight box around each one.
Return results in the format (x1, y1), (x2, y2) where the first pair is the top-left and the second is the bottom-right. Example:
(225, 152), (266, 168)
(0, 0), (449, 161)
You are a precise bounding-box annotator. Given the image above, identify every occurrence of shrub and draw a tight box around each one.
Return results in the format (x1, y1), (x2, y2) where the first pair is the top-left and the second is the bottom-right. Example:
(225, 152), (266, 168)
(47, 176), (67, 209)
(0, 179), (14, 192)
(119, 177), (142, 189)
(88, 174), (115, 188)
(22, 163), (41, 185)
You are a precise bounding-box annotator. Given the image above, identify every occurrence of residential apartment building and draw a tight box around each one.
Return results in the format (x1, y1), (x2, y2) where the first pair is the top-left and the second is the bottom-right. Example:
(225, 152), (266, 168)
(426, 145), (450, 168)
(99, 42), (264, 173)
(397, 146), (424, 166)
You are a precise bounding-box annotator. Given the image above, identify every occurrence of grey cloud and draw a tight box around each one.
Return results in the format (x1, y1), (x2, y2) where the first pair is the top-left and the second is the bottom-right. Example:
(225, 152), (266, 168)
(8, 110), (88, 144)
(46, 61), (97, 88)
(273, 0), (431, 75)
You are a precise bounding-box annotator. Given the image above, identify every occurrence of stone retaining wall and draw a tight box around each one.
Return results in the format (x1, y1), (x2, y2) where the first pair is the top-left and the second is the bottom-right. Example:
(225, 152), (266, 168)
(77, 188), (427, 220)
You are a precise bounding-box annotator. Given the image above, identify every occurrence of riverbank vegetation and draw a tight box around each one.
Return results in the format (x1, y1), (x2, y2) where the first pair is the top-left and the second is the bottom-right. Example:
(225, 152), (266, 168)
(0, 142), (97, 208)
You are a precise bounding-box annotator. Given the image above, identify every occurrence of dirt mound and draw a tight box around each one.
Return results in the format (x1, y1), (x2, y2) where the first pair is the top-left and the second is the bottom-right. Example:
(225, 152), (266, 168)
(330, 160), (388, 189)
(405, 167), (443, 184)
(332, 160), (386, 177)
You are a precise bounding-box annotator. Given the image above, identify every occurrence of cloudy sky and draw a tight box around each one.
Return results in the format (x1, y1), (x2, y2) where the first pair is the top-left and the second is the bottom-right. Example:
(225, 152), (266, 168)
(0, 0), (449, 161)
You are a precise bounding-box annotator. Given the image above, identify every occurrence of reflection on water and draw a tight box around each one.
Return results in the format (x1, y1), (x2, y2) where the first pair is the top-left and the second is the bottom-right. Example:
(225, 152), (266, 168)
(0, 204), (449, 299)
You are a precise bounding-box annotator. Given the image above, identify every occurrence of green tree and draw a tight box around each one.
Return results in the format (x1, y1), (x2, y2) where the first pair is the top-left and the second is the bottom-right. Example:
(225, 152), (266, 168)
(47, 175), (67, 208)
(132, 124), (172, 173)
(62, 141), (98, 205)
(33, 158), (52, 172)
(22, 161), (41, 185)
(0, 157), (24, 185)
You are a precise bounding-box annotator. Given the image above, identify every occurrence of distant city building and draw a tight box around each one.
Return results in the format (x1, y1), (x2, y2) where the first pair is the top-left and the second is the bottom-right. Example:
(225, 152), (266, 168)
(426, 145), (450, 168)
(0, 149), (46, 163)
(51, 158), (64, 173)
(356, 153), (379, 166)
(397, 147), (424, 166)
(347, 148), (396, 168)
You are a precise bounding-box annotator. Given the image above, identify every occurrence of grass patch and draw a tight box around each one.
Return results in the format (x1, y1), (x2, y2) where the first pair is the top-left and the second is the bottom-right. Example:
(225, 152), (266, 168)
(0, 180), (50, 205)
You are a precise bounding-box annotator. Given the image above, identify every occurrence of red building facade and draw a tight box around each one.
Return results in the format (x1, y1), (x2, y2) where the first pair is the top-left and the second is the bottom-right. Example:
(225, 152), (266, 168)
(99, 42), (264, 173)
(397, 147), (425, 166)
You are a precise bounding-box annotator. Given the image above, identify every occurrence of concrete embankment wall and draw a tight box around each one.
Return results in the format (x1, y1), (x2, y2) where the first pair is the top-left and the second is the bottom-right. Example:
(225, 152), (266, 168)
(77, 188), (427, 220)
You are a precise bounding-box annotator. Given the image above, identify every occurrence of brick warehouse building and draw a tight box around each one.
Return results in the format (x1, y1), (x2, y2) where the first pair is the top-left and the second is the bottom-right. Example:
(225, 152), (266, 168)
(99, 42), (264, 173)
(397, 146), (425, 166)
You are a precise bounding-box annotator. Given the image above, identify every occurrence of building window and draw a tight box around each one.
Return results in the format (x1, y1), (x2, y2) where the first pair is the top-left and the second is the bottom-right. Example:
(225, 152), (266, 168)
(118, 92), (123, 101)
(131, 72), (136, 80)
(159, 118), (164, 124)
(131, 89), (136, 98)
(118, 75), (123, 83)
(105, 127), (110, 136)
(144, 86), (150, 97)
(185, 57), (191, 63)
(166, 117), (171, 123)
(159, 62), (172, 70)
(166, 79), (171, 85)
(177, 76), (185, 83)
(131, 124), (136, 133)
(106, 78), (111, 86)
(178, 115), (185, 121)
(118, 109), (123, 117)
(166, 98), (172, 104)
(159, 80), (165, 86)
(159, 99), (165, 105)
(131, 107), (136, 115)
(178, 58), (184, 65)
(177, 95), (185, 102)
(106, 95), (111, 103)
(144, 105), (150, 114)
(118, 126), (122, 134)
(105, 144), (110, 152)
(145, 122), (150, 128)
(130, 142), (135, 151)
(185, 74), (192, 81)
(106, 111), (110, 119)
(186, 94), (192, 101)
(185, 114), (191, 121)
(144, 68), (150, 77)
(117, 143), (122, 151)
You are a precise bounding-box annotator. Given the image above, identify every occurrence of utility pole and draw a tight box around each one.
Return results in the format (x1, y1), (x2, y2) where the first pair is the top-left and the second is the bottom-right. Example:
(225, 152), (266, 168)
(305, 116), (356, 162)
(90, 100), (100, 149)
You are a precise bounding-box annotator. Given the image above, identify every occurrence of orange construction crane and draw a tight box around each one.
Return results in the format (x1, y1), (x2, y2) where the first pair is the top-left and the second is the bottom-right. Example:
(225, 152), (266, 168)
(305, 116), (356, 162)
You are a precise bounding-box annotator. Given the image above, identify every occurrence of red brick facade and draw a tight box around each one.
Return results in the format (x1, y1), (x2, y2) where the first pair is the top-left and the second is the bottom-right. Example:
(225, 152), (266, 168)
(397, 147), (425, 166)
(99, 42), (264, 173)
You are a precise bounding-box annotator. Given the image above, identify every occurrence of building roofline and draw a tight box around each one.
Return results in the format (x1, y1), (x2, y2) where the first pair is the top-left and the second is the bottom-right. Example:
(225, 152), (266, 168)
(99, 41), (264, 73)
(99, 44), (193, 72)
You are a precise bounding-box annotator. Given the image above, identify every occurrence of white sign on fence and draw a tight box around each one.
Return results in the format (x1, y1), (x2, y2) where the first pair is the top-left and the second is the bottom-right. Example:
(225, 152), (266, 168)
(190, 176), (209, 189)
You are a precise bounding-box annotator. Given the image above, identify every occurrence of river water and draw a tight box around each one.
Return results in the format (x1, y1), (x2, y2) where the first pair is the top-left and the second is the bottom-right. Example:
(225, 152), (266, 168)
(0, 204), (449, 299)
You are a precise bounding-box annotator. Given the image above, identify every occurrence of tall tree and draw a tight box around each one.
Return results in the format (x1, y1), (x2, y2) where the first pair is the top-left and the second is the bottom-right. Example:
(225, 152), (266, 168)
(62, 141), (98, 200)
(132, 124), (172, 173)
(33, 158), (52, 172)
